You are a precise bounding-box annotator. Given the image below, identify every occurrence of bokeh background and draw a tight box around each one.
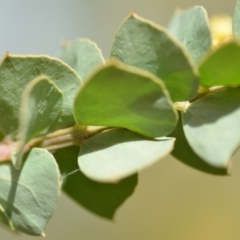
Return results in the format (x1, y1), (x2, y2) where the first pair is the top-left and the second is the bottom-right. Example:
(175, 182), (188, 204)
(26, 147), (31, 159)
(1, 0), (240, 239)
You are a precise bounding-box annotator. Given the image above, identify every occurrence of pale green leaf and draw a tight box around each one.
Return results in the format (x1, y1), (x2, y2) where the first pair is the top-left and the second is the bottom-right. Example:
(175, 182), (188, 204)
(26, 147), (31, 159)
(54, 146), (137, 220)
(199, 41), (240, 87)
(168, 6), (212, 63)
(74, 61), (177, 138)
(78, 128), (175, 182)
(0, 54), (81, 137)
(12, 76), (63, 169)
(110, 13), (198, 102)
(183, 87), (240, 169)
(169, 113), (227, 175)
(60, 38), (105, 80)
(233, 0), (240, 39)
(0, 148), (61, 236)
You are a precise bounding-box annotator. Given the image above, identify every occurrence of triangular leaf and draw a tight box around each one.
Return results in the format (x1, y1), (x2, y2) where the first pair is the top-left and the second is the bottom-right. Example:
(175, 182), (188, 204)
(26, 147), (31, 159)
(54, 146), (137, 220)
(78, 128), (175, 182)
(60, 38), (105, 80)
(199, 41), (240, 87)
(0, 148), (61, 236)
(182, 87), (240, 169)
(12, 75), (63, 169)
(169, 113), (227, 175)
(0, 54), (81, 137)
(110, 13), (198, 102)
(74, 61), (177, 138)
(168, 6), (212, 63)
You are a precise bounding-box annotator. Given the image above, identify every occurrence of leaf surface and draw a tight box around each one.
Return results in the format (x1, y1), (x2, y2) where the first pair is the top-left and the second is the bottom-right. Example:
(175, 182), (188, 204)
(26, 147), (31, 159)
(183, 87), (240, 169)
(0, 148), (61, 236)
(78, 128), (175, 182)
(60, 38), (105, 80)
(54, 146), (137, 220)
(13, 76), (63, 169)
(168, 6), (212, 63)
(110, 13), (198, 102)
(199, 41), (240, 87)
(169, 113), (227, 175)
(0, 54), (81, 137)
(74, 62), (177, 138)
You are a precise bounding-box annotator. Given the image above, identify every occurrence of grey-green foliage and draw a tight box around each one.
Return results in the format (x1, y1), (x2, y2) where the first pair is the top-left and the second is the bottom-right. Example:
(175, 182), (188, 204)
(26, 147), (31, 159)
(168, 6), (212, 63)
(13, 76), (63, 169)
(183, 87), (240, 168)
(0, 148), (61, 236)
(78, 128), (175, 182)
(1, 3), (240, 237)
(54, 146), (138, 219)
(169, 113), (227, 175)
(60, 38), (105, 80)
(0, 54), (81, 138)
(18, 76), (63, 142)
(110, 13), (198, 102)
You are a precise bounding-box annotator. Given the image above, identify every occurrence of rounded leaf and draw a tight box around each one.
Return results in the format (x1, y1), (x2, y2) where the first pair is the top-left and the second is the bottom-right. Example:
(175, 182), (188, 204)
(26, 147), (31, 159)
(0, 148), (61, 236)
(54, 146), (138, 220)
(74, 61), (177, 138)
(169, 113), (227, 175)
(168, 6), (212, 63)
(183, 87), (240, 169)
(78, 128), (175, 182)
(111, 13), (198, 102)
(60, 38), (105, 80)
(13, 76), (63, 169)
(199, 41), (240, 87)
(0, 54), (81, 137)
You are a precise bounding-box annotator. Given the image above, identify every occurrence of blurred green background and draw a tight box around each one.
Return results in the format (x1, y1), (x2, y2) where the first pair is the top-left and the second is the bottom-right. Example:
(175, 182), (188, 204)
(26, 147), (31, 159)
(1, 0), (240, 239)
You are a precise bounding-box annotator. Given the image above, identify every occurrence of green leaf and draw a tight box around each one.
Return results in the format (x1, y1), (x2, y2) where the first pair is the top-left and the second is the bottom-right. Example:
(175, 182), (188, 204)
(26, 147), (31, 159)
(168, 6), (212, 64)
(12, 76), (63, 169)
(110, 13), (198, 102)
(199, 41), (240, 87)
(233, 0), (240, 40)
(182, 87), (240, 169)
(169, 113), (227, 175)
(74, 61), (177, 138)
(0, 148), (61, 236)
(60, 38), (105, 80)
(0, 54), (82, 137)
(78, 128), (175, 182)
(54, 146), (138, 220)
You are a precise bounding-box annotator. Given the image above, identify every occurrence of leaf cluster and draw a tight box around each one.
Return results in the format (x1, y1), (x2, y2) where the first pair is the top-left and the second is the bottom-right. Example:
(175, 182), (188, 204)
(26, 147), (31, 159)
(1, 2), (240, 236)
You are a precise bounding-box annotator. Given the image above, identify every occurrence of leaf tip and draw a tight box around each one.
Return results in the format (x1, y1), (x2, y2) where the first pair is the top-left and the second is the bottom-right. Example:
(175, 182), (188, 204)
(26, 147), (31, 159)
(61, 39), (69, 46)
(130, 10), (136, 16)
(174, 7), (182, 13)
(2, 51), (10, 61)
(41, 232), (46, 237)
